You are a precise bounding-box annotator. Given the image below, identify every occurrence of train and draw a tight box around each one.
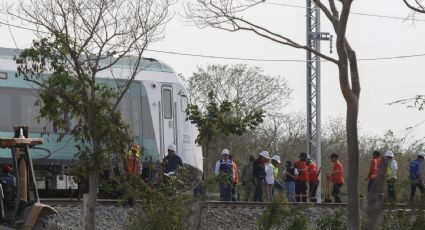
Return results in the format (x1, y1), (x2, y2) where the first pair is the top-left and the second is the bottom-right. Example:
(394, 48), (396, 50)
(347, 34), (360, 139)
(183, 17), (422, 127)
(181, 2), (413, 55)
(0, 47), (203, 196)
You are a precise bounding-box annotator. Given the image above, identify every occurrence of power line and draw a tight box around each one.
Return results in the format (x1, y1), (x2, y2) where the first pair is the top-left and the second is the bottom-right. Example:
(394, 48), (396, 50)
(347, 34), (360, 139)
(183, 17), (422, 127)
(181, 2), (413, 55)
(264, 1), (425, 22)
(1, 20), (425, 62)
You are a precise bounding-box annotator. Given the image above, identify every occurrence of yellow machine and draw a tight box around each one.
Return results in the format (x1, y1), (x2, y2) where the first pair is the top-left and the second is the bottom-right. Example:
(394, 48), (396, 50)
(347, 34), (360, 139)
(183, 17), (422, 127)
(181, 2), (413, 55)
(0, 126), (57, 229)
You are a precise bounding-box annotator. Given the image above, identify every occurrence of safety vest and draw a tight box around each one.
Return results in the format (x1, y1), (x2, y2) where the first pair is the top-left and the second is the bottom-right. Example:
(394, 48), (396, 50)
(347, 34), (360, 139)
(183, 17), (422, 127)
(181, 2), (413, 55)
(295, 160), (308, 182)
(219, 159), (233, 174)
(308, 162), (319, 183)
(128, 157), (140, 176)
(368, 158), (381, 179)
(386, 159), (397, 180)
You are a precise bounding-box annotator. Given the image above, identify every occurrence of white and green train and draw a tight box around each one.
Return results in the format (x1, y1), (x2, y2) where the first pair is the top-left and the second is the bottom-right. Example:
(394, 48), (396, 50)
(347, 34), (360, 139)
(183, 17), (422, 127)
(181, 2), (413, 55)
(0, 47), (203, 196)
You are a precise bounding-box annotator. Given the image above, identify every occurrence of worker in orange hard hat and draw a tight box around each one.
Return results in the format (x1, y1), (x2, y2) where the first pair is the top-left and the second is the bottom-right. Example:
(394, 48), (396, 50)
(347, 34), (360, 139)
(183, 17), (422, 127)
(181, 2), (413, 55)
(127, 144), (142, 176)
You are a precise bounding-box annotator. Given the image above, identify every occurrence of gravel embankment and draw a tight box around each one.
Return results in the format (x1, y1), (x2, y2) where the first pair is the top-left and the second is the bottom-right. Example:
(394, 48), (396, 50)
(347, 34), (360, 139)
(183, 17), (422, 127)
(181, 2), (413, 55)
(202, 206), (346, 230)
(50, 204), (134, 230)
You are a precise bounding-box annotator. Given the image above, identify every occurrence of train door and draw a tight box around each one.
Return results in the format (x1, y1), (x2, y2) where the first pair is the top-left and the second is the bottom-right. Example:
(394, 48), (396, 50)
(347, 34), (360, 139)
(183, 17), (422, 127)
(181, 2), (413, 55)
(160, 85), (175, 158)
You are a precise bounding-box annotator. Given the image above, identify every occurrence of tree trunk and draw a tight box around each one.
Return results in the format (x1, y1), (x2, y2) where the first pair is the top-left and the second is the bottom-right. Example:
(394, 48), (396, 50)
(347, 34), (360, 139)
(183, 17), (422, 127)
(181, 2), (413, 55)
(365, 157), (387, 230)
(346, 101), (360, 230)
(85, 169), (98, 230)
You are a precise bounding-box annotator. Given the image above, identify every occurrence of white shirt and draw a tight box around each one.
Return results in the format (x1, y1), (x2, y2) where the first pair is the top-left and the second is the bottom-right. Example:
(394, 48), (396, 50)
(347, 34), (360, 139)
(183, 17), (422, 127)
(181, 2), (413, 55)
(265, 163), (274, 185)
(388, 159), (398, 179)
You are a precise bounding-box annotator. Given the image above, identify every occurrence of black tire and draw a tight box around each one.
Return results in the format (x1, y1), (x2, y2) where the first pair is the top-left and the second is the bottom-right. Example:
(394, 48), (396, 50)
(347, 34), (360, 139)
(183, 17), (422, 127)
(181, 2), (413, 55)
(32, 216), (58, 230)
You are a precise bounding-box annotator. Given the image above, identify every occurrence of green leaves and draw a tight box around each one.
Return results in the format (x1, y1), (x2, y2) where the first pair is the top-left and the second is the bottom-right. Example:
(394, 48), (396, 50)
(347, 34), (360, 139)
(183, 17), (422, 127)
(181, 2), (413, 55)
(187, 90), (264, 145)
(15, 38), (132, 173)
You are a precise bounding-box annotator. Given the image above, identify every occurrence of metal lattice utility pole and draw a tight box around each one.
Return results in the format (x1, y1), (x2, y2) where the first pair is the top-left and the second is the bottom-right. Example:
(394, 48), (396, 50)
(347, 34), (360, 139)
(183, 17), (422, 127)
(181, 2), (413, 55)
(306, 0), (331, 203)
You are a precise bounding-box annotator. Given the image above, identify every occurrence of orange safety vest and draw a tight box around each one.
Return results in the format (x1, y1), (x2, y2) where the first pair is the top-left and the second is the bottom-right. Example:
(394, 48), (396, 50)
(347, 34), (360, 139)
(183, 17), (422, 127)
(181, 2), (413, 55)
(295, 160), (309, 182)
(367, 158), (381, 180)
(128, 157), (140, 176)
(308, 162), (319, 183)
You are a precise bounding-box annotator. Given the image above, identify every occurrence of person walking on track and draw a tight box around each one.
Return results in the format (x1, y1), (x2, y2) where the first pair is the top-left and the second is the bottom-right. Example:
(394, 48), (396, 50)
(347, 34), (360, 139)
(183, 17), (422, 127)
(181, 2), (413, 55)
(329, 153), (344, 203)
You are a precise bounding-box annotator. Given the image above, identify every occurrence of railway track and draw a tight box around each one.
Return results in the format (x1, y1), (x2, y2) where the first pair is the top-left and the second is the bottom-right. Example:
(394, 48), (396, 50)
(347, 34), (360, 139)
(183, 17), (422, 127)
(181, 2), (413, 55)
(40, 198), (122, 207)
(203, 201), (411, 210)
(39, 198), (413, 210)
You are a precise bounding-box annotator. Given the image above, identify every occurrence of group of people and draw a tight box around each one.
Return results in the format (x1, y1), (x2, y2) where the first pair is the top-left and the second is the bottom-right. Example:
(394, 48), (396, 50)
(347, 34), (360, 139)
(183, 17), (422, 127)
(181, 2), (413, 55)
(215, 149), (342, 202)
(125, 143), (183, 180)
(364, 150), (425, 202)
(215, 148), (425, 203)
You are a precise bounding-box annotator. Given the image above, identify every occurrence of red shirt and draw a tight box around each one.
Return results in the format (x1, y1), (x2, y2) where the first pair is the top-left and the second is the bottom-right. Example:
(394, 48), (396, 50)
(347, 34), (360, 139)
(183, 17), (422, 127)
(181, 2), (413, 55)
(295, 160), (309, 182)
(331, 160), (344, 184)
(367, 158), (382, 180)
(232, 162), (239, 184)
(308, 162), (319, 183)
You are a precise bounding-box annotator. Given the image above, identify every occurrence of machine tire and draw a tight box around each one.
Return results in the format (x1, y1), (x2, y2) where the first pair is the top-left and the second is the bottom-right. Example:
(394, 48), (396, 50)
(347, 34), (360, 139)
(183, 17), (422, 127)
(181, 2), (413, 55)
(32, 216), (58, 230)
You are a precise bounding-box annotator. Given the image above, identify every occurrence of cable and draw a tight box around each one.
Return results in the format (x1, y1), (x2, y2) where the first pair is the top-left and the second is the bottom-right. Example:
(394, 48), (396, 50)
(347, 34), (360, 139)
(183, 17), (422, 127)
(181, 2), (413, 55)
(264, 1), (425, 22)
(1, 20), (425, 62)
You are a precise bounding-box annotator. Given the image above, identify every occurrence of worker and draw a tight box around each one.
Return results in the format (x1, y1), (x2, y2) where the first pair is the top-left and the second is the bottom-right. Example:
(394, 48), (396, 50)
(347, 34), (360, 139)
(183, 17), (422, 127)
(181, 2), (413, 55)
(294, 152), (309, 202)
(228, 154), (239, 201)
(241, 155), (255, 201)
(385, 150), (398, 202)
(282, 160), (298, 202)
(329, 153), (344, 203)
(307, 156), (319, 202)
(409, 151), (425, 202)
(365, 150), (382, 192)
(253, 151), (269, 202)
(0, 164), (16, 188)
(264, 157), (274, 202)
(127, 144), (142, 176)
(271, 155), (284, 194)
(214, 149), (234, 201)
(163, 144), (183, 175)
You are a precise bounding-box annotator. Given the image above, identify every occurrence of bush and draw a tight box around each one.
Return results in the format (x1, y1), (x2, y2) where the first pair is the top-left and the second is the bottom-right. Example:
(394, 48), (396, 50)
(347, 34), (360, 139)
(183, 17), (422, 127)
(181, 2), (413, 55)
(317, 209), (346, 230)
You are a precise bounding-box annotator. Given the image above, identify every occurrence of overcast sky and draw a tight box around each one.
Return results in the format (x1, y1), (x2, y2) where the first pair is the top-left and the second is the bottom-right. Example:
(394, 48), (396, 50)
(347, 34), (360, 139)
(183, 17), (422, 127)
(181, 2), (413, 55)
(1, 0), (425, 139)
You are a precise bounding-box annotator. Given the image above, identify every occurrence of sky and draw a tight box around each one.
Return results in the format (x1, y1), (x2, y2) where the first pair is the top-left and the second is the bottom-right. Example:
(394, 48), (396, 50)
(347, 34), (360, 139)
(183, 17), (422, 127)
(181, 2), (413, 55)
(1, 0), (425, 139)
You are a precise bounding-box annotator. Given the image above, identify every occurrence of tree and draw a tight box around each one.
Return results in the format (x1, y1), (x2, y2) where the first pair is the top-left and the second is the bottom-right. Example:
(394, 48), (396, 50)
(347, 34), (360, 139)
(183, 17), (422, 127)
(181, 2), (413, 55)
(186, 64), (291, 178)
(187, 91), (264, 178)
(186, 0), (362, 229)
(403, 0), (425, 14)
(9, 0), (173, 229)
(187, 64), (291, 115)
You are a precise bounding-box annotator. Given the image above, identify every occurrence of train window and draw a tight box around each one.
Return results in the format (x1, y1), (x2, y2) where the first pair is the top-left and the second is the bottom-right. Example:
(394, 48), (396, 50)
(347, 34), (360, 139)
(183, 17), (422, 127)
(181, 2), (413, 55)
(20, 95), (49, 131)
(0, 72), (7, 80)
(119, 96), (130, 124)
(0, 94), (12, 130)
(131, 97), (141, 136)
(162, 88), (172, 119)
(181, 96), (188, 112)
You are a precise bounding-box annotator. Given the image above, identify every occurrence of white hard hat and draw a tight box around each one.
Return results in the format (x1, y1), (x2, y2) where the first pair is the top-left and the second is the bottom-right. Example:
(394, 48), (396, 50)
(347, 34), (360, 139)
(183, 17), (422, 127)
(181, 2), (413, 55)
(418, 151), (425, 157)
(271, 155), (281, 163)
(259, 151), (270, 159)
(221, 149), (230, 155)
(385, 150), (394, 157)
(168, 144), (176, 151)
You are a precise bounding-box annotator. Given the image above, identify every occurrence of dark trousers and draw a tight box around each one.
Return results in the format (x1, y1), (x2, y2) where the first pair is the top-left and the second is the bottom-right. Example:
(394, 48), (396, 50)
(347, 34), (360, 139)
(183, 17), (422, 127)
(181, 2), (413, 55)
(332, 183), (343, 203)
(410, 179), (425, 201)
(254, 178), (264, 202)
(387, 179), (396, 202)
(309, 182), (319, 202)
(231, 183), (238, 201)
(219, 183), (232, 201)
(367, 179), (377, 192)
(295, 180), (308, 202)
